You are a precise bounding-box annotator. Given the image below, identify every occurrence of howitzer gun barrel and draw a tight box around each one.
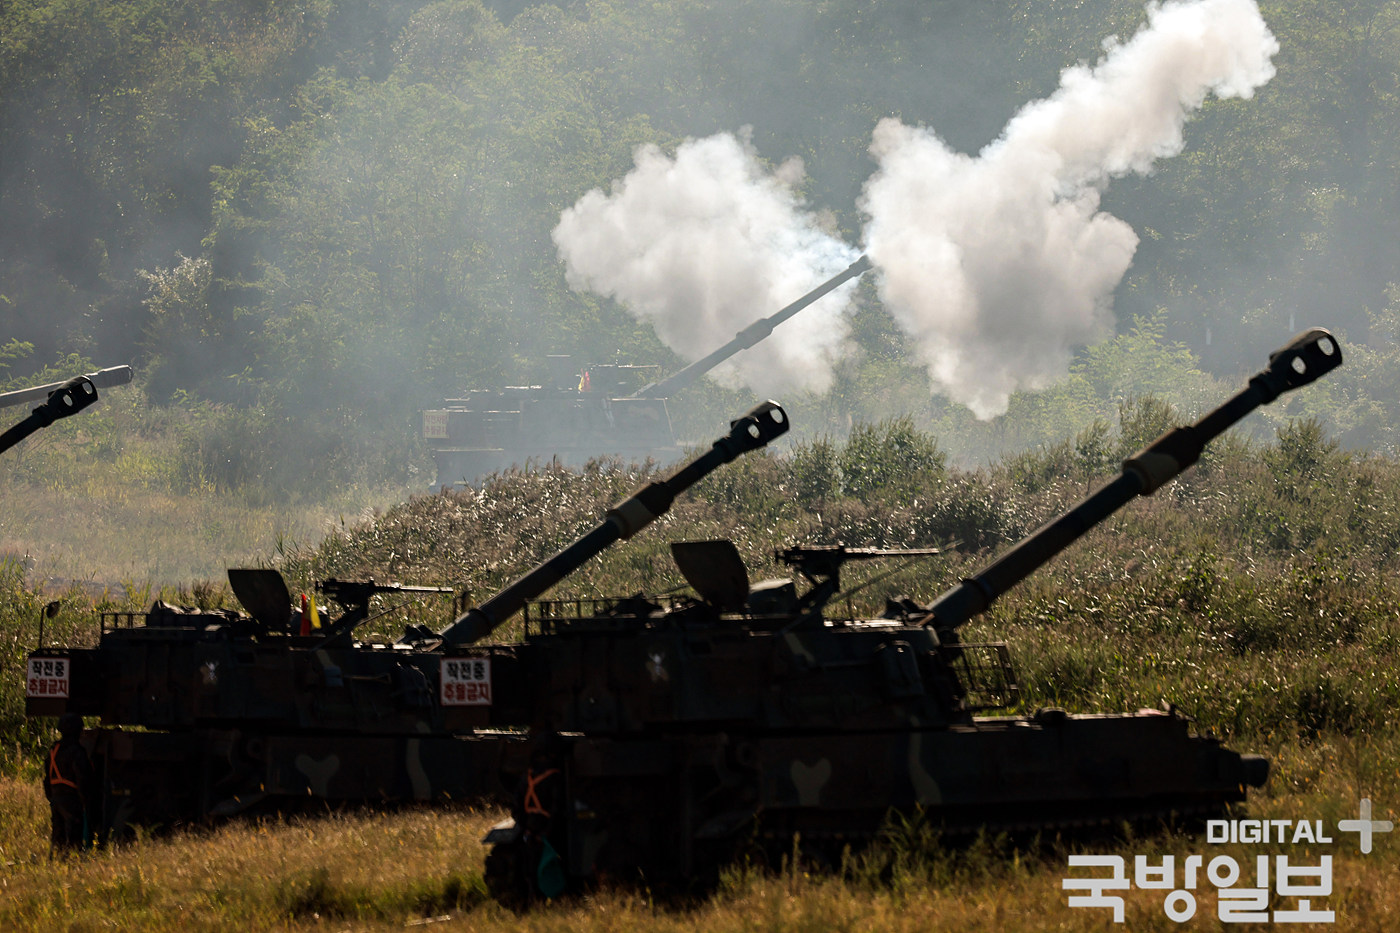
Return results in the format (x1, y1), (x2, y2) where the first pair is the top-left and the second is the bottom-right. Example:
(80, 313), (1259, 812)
(923, 328), (1343, 634)
(0, 365), (132, 410)
(632, 257), (871, 399)
(439, 400), (791, 644)
(0, 376), (101, 456)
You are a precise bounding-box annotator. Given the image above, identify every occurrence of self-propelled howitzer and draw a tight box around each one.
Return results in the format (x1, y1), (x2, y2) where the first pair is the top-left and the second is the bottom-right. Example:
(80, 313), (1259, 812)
(422, 259), (866, 487)
(477, 329), (1341, 900)
(23, 402), (789, 837)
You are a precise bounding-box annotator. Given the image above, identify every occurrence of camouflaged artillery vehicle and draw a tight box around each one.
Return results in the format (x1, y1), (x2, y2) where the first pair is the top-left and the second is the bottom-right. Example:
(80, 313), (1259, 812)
(421, 256), (869, 488)
(459, 328), (1341, 899)
(23, 401), (790, 838)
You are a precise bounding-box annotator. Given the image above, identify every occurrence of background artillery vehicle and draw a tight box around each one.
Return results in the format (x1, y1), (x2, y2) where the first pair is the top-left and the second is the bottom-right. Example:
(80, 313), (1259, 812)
(1, 366), (132, 457)
(22, 401), (790, 838)
(460, 328), (1341, 900)
(421, 256), (869, 488)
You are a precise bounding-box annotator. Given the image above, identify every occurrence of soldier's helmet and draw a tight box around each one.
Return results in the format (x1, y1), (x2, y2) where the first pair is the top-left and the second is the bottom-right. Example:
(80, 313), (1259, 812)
(57, 713), (83, 739)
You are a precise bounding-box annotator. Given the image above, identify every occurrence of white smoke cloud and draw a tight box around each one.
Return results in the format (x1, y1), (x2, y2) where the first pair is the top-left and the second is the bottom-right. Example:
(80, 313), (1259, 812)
(861, 0), (1278, 417)
(552, 131), (862, 396)
(554, 0), (1277, 415)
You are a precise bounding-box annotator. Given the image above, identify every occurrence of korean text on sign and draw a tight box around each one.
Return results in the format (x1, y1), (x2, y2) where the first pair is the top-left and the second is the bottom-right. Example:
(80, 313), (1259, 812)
(440, 657), (492, 706)
(26, 657), (71, 699)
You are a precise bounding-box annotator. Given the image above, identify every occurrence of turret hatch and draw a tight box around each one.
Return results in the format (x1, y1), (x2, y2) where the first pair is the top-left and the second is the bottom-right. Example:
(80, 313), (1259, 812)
(670, 540), (750, 611)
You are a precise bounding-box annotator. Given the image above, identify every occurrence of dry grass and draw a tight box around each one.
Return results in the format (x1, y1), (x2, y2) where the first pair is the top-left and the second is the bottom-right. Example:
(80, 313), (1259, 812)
(2, 753), (1397, 931)
(0, 777), (501, 931)
(0, 477), (408, 585)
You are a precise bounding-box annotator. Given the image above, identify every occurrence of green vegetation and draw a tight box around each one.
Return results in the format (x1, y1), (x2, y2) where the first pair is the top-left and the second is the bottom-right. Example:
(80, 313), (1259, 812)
(5, 1), (1400, 495)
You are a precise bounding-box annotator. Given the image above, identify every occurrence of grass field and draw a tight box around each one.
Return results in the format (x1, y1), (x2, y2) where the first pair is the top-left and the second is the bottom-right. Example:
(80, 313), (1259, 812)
(3, 409), (1399, 929)
(1, 740), (1396, 932)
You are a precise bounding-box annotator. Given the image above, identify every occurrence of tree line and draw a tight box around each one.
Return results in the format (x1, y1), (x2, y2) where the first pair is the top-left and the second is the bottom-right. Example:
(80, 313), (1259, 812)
(3, 0), (1398, 494)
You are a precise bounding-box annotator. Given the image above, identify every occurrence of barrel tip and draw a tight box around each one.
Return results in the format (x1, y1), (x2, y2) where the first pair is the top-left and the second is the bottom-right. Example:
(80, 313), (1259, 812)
(729, 400), (789, 447)
(1268, 327), (1343, 388)
(45, 376), (99, 419)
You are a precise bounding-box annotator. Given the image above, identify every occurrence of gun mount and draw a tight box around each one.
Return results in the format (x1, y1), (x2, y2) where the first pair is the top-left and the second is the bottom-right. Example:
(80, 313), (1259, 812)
(422, 258), (867, 487)
(315, 578), (457, 641)
(22, 401), (788, 838)
(472, 330), (1338, 902)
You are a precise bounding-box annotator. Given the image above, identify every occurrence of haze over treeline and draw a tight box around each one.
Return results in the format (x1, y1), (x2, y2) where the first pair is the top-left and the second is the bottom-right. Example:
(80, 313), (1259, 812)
(3, 0), (1399, 494)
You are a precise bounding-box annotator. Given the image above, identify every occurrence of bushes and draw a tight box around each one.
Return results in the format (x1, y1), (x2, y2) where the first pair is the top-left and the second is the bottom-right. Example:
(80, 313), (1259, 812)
(835, 417), (947, 500)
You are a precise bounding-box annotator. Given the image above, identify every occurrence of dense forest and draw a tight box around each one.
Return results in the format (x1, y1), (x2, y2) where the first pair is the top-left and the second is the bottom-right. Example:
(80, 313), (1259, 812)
(3, 0), (1400, 496)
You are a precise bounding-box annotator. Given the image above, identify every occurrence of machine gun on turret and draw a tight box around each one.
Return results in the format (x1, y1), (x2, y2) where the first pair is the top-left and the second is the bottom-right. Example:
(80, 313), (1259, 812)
(756, 544), (952, 619)
(422, 259), (866, 487)
(314, 578), (457, 642)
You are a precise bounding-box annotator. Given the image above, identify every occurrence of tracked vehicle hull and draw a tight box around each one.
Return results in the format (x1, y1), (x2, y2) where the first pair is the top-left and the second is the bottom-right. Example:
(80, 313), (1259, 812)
(29, 631), (525, 835)
(549, 714), (1262, 882)
(75, 727), (517, 836)
(477, 598), (1268, 890)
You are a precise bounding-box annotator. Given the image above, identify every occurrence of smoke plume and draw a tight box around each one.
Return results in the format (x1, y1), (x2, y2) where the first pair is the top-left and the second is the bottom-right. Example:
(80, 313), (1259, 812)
(554, 0), (1277, 415)
(861, 0), (1278, 417)
(552, 131), (862, 395)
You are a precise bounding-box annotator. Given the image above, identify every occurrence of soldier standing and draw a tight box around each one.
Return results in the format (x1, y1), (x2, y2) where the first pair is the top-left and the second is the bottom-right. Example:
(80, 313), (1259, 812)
(43, 713), (94, 855)
(513, 732), (567, 899)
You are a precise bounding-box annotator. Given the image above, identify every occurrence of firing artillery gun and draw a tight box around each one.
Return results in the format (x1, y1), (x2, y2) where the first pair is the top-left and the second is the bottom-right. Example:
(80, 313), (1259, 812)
(473, 329), (1341, 899)
(422, 257), (869, 488)
(22, 401), (791, 837)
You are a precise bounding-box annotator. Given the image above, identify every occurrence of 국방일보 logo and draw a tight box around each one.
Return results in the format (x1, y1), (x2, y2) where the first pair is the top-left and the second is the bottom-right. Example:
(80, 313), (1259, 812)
(1062, 799), (1393, 923)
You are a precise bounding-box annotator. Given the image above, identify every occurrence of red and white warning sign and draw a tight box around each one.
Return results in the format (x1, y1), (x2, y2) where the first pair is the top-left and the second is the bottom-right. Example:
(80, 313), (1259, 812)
(440, 657), (491, 706)
(26, 657), (70, 699)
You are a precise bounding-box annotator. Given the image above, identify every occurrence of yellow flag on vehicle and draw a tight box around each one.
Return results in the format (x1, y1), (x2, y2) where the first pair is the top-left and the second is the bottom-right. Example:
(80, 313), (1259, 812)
(299, 593), (322, 635)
